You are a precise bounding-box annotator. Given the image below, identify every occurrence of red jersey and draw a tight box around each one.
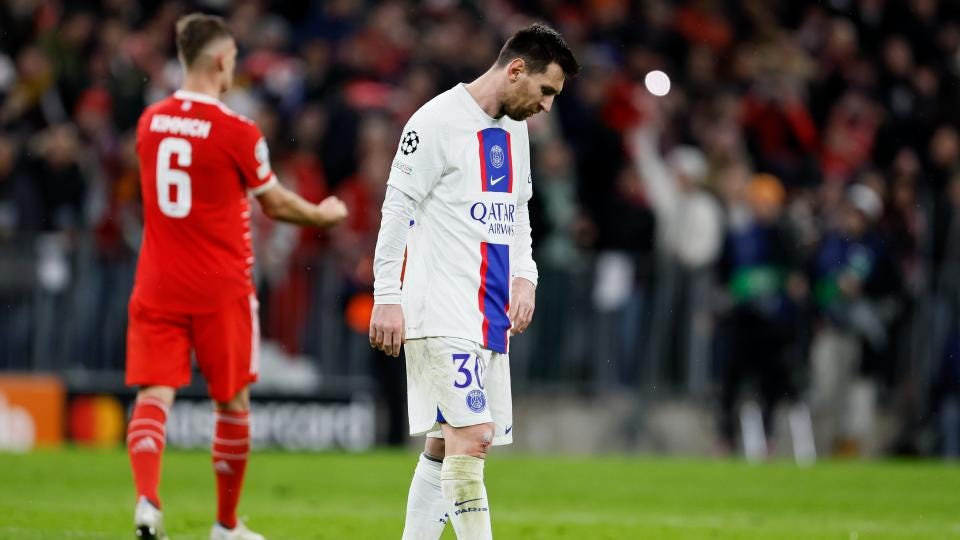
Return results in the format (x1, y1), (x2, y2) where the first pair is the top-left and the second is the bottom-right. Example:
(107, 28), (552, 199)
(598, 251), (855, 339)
(133, 90), (277, 312)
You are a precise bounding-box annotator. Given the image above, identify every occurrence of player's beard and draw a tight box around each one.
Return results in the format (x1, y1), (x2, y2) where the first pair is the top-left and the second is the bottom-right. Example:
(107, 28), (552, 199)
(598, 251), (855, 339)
(502, 102), (538, 121)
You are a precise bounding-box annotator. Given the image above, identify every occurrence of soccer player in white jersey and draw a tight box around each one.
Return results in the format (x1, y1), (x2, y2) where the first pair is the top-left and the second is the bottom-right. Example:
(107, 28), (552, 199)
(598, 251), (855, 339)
(369, 23), (579, 539)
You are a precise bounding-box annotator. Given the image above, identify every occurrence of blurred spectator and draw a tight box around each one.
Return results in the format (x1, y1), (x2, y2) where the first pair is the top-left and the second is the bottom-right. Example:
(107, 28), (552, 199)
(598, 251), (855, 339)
(1, 46), (66, 131)
(632, 127), (721, 269)
(928, 125), (960, 192)
(740, 70), (820, 187)
(630, 110), (722, 389)
(674, 0), (733, 55)
(819, 91), (881, 180)
(0, 134), (39, 238)
(30, 123), (87, 232)
(39, 9), (96, 112)
(715, 172), (808, 452)
(810, 183), (902, 455)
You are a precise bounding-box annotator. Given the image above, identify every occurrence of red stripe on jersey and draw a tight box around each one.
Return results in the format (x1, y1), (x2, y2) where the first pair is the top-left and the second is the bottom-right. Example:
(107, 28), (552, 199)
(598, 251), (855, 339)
(503, 300), (510, 353)
(478, 242), (490, 349)
(505, 131), (514, 193)
(477, 131), (487, 192)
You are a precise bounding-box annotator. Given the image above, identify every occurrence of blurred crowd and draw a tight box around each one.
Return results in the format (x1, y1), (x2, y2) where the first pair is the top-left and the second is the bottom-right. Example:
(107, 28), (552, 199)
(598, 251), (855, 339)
(1, 0), (960, 456)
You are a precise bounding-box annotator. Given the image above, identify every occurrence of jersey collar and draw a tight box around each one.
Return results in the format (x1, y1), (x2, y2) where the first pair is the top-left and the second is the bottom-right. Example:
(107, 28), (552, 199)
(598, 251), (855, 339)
(173, 89), (222, 105)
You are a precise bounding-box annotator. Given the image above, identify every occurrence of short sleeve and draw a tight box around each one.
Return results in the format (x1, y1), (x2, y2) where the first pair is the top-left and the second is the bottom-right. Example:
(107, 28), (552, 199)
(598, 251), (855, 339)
(235, 123), (278, 195)
(386, 114), (445, 203)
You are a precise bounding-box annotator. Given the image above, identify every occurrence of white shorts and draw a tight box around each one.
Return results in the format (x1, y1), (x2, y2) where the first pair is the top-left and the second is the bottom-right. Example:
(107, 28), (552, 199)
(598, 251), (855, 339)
(404, 336), (513, 446)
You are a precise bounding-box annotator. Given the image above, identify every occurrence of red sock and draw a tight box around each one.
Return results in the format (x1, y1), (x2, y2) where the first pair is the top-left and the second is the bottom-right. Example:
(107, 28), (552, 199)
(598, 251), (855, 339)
(127, 397), (168, 508)
(212, 410), (250, 529)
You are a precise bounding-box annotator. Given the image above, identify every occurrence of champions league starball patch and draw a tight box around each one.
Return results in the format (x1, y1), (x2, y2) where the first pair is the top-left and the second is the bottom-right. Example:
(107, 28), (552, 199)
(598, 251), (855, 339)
(400, 130), (419, 155)
(466, 389), (487, 413)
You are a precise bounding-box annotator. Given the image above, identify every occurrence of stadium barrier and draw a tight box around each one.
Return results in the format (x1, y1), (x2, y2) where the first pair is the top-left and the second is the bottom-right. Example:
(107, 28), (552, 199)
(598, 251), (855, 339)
(0, 372), (377, 452)
(66, 381), (377, 452)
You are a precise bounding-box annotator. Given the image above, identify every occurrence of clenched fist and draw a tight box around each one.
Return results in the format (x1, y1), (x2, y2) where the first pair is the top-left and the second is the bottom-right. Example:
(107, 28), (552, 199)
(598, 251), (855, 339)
(317, 195), (348, 227)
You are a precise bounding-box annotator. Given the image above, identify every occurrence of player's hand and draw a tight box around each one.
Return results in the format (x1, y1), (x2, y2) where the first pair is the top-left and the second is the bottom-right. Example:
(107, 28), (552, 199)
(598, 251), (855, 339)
(316, 195), (348, 227)
(508, 277), (536, 335)
(369, 303), (405, 357)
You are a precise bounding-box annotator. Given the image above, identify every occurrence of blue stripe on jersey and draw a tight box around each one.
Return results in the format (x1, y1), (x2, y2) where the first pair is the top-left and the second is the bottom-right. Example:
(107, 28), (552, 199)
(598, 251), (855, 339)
(479, 242), (511, 353)
(477, 128), (513, 194)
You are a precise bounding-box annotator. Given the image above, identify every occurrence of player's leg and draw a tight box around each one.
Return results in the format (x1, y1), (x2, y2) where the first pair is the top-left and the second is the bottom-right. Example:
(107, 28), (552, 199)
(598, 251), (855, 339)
(129, 386), (175, 540)
(439, 422), (495, 540)
(438, 342), (510, 540)
(211, 387), (257, 538)
(439, 347), (513, 539)
(126, 298), (192, 539)
(194, 293), (263, 540)
(404, 337), (507, 540)
(402, 338), (451, 539)
(401, 437), (449, 540)
(128, 386), (174, 509)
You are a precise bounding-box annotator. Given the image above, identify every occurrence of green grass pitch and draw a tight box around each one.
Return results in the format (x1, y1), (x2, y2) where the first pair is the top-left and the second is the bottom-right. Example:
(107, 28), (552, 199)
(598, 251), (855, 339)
(0, 449), (958, 539)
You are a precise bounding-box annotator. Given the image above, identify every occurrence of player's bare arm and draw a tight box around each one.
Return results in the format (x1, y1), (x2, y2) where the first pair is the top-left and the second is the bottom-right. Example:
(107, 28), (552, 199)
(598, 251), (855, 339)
(256, 184), (348, 228)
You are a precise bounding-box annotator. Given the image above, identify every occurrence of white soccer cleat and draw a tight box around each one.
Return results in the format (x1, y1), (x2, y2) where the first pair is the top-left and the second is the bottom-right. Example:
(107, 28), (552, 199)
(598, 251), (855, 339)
(134, 496), (169, 540)
(210, 520), (265, 540)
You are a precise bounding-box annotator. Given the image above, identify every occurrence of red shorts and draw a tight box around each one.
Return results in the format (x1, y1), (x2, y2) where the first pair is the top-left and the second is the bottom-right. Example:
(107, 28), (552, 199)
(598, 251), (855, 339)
(126, 293), (260, 403)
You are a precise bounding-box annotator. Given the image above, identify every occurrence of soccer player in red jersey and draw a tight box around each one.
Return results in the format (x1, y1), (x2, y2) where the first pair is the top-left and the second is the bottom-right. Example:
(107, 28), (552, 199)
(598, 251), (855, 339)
(125, 13), (347, 540)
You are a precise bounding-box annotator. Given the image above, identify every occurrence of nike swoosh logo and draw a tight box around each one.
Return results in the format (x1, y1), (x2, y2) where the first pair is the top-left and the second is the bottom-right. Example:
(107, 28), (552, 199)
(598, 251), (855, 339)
(489, 175), (506, 185)
(505, 425), (513, 434)
(454, 498), (484, 507)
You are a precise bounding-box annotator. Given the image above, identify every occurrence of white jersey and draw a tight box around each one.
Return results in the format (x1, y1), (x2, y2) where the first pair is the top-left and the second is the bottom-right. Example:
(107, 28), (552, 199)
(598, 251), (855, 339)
(383, 84), (537, 353)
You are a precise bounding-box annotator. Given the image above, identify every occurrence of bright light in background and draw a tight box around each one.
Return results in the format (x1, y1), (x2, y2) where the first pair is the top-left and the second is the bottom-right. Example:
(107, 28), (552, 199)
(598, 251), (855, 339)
(644, 70), (671, 96)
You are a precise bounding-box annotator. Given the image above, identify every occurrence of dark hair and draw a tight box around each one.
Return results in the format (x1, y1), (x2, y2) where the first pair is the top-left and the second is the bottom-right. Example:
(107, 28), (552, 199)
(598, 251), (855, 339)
(496, 23), (579, 77)
(175, 13), (232, 68)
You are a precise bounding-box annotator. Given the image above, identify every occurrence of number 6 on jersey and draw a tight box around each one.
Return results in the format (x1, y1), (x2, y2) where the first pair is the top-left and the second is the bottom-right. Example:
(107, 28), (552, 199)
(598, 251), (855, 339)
(157, 137), (192, 218)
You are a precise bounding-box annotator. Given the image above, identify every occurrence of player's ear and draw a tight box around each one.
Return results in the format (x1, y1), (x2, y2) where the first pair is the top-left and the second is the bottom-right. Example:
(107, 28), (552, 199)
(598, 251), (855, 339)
(508, 58), (525, 83)
(214, 52), (226, 74)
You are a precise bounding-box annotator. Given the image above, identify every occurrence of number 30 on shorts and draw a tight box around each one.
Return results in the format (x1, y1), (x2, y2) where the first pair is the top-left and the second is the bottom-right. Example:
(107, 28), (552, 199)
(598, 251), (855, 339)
(451, 353), (484, 390)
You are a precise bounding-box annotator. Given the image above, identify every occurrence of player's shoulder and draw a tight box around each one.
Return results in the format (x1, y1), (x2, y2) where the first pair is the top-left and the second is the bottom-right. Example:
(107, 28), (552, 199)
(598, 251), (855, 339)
(212, 102), (258, 129)
(136, 96), (177, 138)
(173, 90), (260, 133)
(138, 96), (175, 123)
(406, 86), (463, 129)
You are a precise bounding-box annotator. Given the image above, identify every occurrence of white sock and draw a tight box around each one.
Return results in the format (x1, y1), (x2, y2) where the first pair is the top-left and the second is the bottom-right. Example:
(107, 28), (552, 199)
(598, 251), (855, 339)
(402, 453), (449, 540)
(441, 455), (491, 540)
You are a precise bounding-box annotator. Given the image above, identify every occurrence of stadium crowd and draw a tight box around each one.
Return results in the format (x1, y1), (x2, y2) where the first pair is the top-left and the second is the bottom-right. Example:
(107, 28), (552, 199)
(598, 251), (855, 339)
(1, 0), (960, 456)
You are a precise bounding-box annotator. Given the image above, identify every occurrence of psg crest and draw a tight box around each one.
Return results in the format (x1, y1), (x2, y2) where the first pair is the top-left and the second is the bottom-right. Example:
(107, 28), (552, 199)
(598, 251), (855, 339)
(490, 144), (504, 168)
(466, 389), (487, 413)
(400, 130), (419, 155)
